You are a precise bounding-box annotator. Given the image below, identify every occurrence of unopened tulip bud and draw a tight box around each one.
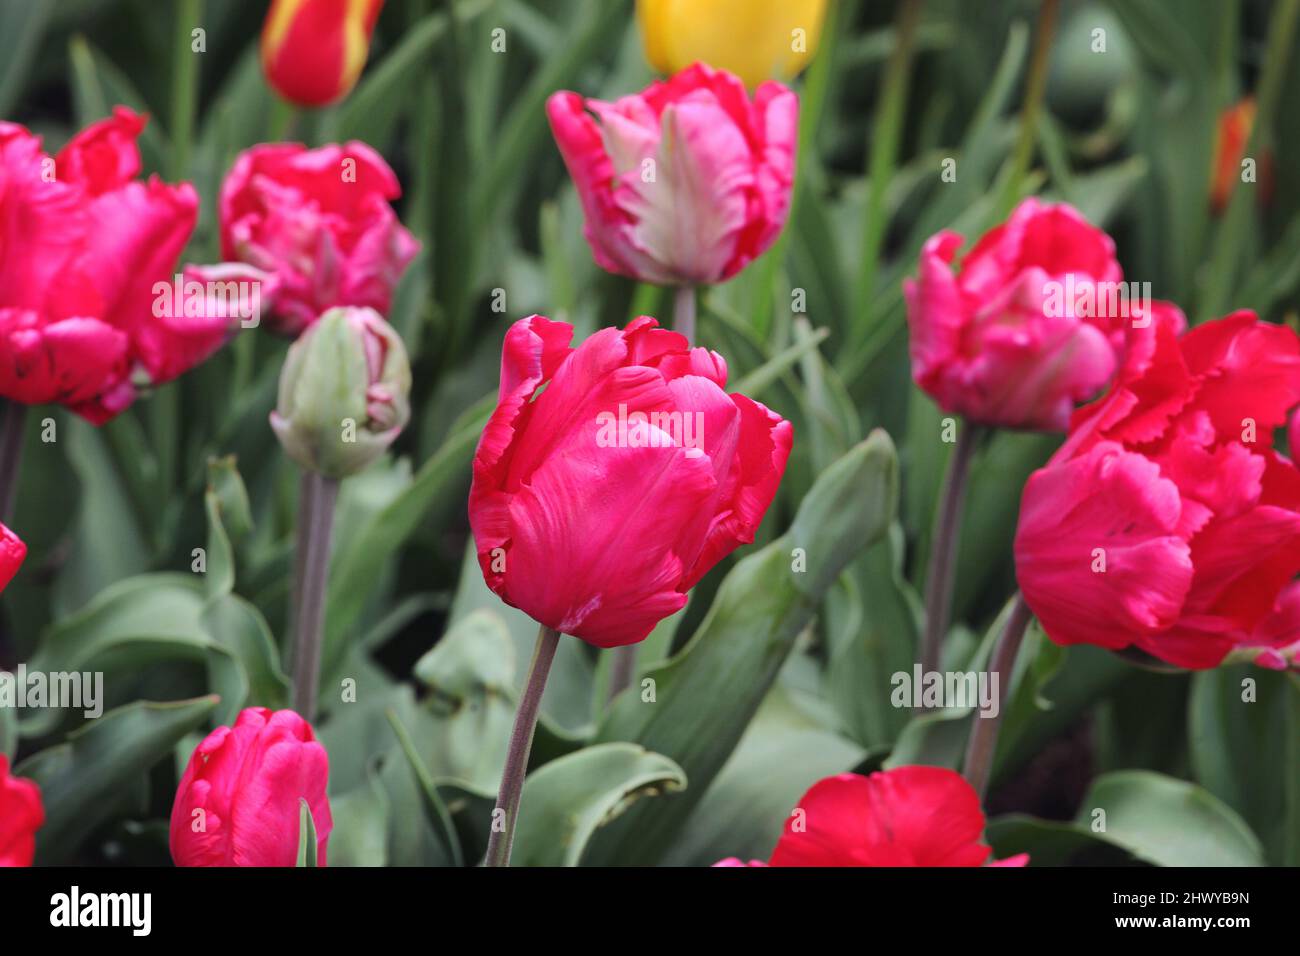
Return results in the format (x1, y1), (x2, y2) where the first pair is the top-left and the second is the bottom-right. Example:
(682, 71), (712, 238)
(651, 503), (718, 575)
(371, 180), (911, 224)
(261, 0), (385, 107)
(270, 306), (410, 479)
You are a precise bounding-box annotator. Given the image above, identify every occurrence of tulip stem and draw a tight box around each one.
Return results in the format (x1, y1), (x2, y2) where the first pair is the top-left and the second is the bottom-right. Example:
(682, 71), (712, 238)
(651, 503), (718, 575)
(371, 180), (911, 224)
(672, 285), (697, 346)
(485, 623), (561, 867)
(920, 420), (981, 676)
(0, 399), (26, 525)
(997, 0), (1059, 218)
(962, 594), (1033, 801)
(290, 471), (339, 720)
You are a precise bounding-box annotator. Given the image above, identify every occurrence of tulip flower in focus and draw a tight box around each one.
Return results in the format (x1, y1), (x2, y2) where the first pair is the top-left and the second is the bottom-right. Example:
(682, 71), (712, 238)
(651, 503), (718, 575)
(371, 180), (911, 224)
(547, 64), (797, 288)
(170, 708), (332, 867)
(0, 108), (237, 424)
(1210, 97), (1273, 214)
(1014, 304), (1300, 669)
(637, 0), (828, 90)
(904, 198), (1127, 432)
(0, 754), (44, 867)
(271, 306), (411, 480)
(469, 315), (793, 648)
(203, 141), (419, 337)
(261, 0), (385, 107)
(715, 768), (1028, 867)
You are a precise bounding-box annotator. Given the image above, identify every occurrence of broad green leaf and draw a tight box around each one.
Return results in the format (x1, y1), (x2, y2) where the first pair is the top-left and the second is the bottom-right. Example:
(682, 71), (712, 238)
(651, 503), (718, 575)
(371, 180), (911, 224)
(19, 696), (218, 864)
(511, 743), (686, 867)
(662, 689), (866, 866)
(1078, 770), (1264, 867)
(386, 708), (465, 867)
(986, 815), (1140, 867)
(323, 399), (491, 675)
(584, 432), (898, 864)
(327, 771), (390, 867)
(1189, 665), (1292, 864)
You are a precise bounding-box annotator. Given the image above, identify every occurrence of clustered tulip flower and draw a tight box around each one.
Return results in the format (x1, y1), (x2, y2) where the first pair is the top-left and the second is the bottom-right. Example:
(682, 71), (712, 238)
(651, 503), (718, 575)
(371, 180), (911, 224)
(1015, 304), (1300, 669)
(201, 141), (419, 337)
(170, 708), (332, 867)
(547, 64), (798, 288)
(716, 767), (1028, 867)
(637, 0), (828, 90)
(0, 521), (24, 593)
(0, 107), (236, 423)
(904, 198), (1126, 432)
(0, 754), (43, 867)
(469, 314), (793, 648)
(261, 0), (385, 107)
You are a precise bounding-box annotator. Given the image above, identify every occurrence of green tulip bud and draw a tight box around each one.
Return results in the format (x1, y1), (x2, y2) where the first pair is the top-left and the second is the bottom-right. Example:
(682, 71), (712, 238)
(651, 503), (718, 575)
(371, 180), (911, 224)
(270, 307), (411, 479)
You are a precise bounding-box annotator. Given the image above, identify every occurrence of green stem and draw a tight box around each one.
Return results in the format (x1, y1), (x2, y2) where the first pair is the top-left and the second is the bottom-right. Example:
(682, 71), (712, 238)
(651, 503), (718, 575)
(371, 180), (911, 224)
(484, 624), (561, 867)
(920, 421), (981, 675)
(170, 0), (202, 180)
(0, 399), (26, 524)
(1200, 0), (1300, 320)
(962, 594), (1033, 801)
(996, 0), (1059, 218)
(849, 0), (924, 354)
(291, 471), (339, 720)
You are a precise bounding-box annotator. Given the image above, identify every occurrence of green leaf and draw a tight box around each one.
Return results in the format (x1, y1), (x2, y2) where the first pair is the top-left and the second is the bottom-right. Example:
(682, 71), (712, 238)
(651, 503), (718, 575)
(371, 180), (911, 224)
(385, 708), (465, 867)
(0, 0), (53, 116)
(1189, 665), (1292, 864)
(662, 689), (866, 866)
(986, 814), (1139, 867)
(327, 771), (390, 867)
(583, 432), (898, 864)
(1078, 770), (1265, 867)
(511, 743), (687, 867)
(323, 399), (491, 675)
(296, 798), (319, 867)
(19, 696), (219, 864)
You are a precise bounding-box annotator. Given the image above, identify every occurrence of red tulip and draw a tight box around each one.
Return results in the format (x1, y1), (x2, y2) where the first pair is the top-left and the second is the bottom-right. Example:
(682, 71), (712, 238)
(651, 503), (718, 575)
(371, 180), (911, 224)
(1015, 304), (1300, 669)
(261, 0), (385, 107)
(206, 141), (419, 336)
(904, 198), (1126, 431)
(0, 754), (43, 867)
(547, 63), (797, 286)
(0, 108), (235, 424)
(170, 708), (332, 867)
(0, 522), (24, 593)
(469, 315), (792, 648)
(715, 768), (1028, 867)
(1211, 97), (1273, 214)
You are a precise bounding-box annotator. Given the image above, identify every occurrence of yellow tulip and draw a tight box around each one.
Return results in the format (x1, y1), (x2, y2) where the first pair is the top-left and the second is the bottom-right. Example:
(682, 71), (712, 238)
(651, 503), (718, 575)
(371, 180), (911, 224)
(637, 0), (828, 89)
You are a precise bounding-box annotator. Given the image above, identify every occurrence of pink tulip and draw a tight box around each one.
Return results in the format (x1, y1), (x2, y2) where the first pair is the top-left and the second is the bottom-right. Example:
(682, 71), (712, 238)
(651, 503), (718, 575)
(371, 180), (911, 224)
(0, 521), (25, 593)
(170, 708), (332, 867)
(904, 198), (1127, 431)
(469, 314), (792, 648)
(0, 754), (42, 867)
(0, 107), (234, 424)
(546, 63), (797, 286)
(1015, 304), (1300, 669)
(208, 141), (419, 336)
(715, 768), (1028, 867)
